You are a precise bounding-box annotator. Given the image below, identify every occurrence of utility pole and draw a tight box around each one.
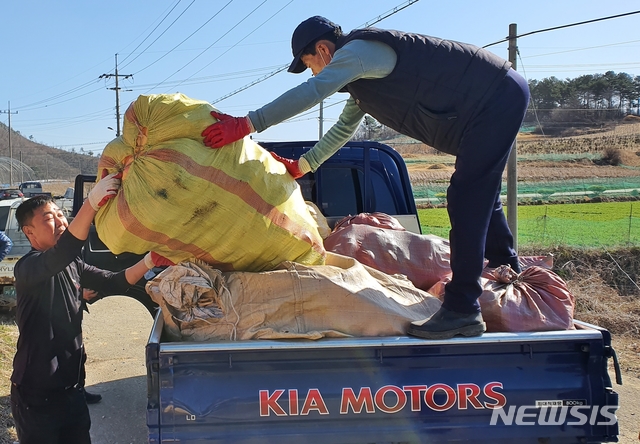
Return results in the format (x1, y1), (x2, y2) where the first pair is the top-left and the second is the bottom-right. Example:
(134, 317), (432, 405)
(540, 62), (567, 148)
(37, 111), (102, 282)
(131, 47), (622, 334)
(100, 54), (132, 137)
(1, 102), (18, 186)
(318, 101), (324, 139)
(507, 23), (519, 250)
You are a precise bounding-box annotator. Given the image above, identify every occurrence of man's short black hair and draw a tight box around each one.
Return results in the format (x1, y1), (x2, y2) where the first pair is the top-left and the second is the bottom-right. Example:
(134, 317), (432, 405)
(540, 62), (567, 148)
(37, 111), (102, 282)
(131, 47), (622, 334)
(301, 29), (343, 57)
(16, 195), (56, 229)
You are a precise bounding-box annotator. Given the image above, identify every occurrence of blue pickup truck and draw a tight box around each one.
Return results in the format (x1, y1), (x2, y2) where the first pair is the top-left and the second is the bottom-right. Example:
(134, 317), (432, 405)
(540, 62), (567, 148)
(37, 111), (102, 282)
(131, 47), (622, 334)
(73, 141), (621, 444)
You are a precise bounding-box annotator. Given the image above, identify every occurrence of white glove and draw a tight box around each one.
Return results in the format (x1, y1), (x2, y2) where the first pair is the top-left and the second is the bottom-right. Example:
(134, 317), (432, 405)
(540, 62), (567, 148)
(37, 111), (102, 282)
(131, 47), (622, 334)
(88, 172), (121, 211)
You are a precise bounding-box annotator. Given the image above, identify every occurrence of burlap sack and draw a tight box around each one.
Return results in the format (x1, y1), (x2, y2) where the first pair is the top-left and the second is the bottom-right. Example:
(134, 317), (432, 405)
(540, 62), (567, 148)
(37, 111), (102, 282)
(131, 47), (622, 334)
(146, 252), (441, 341)
(95, 93), (324, 271)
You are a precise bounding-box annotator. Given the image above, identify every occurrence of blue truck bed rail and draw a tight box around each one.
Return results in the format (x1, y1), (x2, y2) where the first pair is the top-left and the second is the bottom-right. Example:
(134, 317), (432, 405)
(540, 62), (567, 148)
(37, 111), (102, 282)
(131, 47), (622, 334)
(146, 311), (619, 443)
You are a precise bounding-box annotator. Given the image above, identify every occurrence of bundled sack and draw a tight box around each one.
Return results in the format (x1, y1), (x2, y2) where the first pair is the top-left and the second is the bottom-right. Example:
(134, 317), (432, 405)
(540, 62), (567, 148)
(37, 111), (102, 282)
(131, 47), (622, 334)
(332, 212), (406, 232)
(324, 218), (451, 292)
(146, 252), (442, 341)
(306, 201), (331, 239)
(428, 265), (575, 332)
(95, 93), (325, 271)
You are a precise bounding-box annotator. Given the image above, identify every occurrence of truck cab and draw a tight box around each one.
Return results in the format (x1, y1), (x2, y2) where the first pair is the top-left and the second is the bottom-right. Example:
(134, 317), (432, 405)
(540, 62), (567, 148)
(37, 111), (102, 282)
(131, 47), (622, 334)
(18, 181), (44, 197)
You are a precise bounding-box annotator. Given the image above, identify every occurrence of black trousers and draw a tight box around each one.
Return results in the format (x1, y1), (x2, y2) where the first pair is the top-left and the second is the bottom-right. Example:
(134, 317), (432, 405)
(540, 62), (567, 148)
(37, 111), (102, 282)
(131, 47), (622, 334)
(443, 68), (530, 314)
(11, 383), (91, 444)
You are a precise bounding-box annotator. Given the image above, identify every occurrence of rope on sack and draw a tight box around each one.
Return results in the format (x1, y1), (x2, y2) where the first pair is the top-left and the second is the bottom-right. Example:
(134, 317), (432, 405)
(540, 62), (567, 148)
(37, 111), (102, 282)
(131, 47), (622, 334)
(190, 259), (240, 341)
(492, 264), (521, 285)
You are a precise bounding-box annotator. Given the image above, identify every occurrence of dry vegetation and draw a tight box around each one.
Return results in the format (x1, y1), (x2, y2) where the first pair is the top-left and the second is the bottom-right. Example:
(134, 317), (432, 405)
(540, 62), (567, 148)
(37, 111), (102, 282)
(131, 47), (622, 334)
(0, 123), (100, 184)
(0, 316), (17, 443)
(520, 246), (640, 378)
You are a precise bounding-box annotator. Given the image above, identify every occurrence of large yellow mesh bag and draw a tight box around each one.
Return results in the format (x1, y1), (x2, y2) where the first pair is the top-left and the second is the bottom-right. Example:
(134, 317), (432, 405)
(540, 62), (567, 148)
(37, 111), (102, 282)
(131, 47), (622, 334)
(95, 93), (325, 271)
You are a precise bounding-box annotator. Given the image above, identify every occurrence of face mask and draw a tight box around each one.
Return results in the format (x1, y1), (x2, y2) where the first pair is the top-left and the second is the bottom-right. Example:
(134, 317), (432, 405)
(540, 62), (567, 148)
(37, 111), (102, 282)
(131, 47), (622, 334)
(319, 51), (332, 68)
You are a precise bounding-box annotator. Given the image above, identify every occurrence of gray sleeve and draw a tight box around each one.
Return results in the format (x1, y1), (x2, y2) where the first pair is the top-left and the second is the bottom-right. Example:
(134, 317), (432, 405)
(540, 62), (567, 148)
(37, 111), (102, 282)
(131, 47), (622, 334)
(300, 97), (365, 171)
(248, 40), (396, 133)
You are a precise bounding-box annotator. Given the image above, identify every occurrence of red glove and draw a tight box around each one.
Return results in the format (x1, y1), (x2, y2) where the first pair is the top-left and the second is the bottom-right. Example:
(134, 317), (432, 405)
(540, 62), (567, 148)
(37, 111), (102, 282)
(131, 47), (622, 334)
(270, 152), (304, 179)
(144, 252), (176, 269)
(201, 111), (251, 148)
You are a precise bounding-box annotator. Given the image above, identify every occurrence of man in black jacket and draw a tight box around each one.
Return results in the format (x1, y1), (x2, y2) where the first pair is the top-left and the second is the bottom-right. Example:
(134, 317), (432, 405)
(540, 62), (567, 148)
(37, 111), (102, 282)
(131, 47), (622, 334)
(10, 174), (170, 444)
(200, 16), (530, 339)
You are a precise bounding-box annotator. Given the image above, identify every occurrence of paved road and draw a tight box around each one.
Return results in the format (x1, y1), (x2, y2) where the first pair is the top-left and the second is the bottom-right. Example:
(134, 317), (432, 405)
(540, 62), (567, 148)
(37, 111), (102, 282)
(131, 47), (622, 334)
(82, 296), (153, 444)
(82, 296), (640, 443)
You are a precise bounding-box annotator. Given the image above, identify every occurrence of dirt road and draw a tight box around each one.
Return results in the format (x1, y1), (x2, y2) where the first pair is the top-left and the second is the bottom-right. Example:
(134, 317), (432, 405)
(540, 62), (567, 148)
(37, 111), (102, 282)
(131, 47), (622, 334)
(83, 297), (640, 444)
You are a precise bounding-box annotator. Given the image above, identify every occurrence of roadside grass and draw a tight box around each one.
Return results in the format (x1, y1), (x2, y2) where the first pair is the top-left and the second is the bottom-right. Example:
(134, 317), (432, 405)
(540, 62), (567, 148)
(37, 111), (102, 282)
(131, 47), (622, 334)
(520, 245), (640, 378)
(0, 313), (17, 443)
(419, 201), (640, 248)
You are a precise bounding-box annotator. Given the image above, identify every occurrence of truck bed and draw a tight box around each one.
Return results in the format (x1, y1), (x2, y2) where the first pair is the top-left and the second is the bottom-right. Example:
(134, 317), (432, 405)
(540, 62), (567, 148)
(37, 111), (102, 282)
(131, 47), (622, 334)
(146, 310), (619, 444)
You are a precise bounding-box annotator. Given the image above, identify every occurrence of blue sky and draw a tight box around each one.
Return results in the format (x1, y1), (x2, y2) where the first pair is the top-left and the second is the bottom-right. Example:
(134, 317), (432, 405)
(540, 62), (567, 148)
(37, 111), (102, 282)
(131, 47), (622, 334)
(2, 0), (639, 156)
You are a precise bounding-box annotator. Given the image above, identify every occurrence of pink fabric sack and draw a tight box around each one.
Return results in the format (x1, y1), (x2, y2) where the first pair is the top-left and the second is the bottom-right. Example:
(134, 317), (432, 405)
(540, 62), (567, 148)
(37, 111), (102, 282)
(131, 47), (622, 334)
(428, 265), (575, 332)
(324, 224), (451, 292)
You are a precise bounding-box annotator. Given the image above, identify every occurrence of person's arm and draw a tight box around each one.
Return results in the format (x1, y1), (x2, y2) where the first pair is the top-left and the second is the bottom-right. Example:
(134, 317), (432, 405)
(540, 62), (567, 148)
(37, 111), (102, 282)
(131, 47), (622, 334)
(67, 171), (121, 242)
(249, 40), (396, 132)
(298, 97), (365, 173)
(80, 252), (175, 297)
(202, 40), (396, 148)
(15, 172), (121, 287)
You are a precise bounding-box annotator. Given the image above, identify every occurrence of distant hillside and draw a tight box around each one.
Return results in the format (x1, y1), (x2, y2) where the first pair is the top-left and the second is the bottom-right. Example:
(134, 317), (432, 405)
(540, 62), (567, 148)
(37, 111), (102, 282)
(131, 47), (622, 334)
(0, 122), (100, 185)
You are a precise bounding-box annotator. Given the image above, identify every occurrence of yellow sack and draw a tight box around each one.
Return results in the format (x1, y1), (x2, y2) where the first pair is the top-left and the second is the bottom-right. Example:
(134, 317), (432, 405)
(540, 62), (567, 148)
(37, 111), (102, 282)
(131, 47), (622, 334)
(95, 93), (325, 271)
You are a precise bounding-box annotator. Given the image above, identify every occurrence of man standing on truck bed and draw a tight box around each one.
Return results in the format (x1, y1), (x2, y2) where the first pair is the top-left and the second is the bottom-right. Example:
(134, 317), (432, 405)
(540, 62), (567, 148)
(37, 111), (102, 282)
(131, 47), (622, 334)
(200, 16), (530, 340)
(10, 175), (172, 444)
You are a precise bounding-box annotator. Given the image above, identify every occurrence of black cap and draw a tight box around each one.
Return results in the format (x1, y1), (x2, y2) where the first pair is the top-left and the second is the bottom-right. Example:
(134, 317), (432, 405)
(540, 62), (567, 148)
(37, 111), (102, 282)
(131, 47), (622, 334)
(288, 16), (341, 74)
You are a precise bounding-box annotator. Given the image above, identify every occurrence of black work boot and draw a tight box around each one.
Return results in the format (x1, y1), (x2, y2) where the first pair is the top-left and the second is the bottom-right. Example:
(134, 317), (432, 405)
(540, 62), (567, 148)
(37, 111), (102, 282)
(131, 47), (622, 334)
(407, 306), (486, 340)
(82, 388), (103, 404)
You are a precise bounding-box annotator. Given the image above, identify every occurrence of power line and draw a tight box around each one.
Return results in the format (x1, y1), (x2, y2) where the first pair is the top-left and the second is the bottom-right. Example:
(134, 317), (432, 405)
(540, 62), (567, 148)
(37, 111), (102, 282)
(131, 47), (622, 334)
(213, 64), (288, 104)
(121, 0), (197, 71)
(358, 0), (420, 28)
(14, 79), (102, 112)
(131, 0), (234, 77)
(127, 65), (285, 90)
(483, 10), (640, 48)
(172, 0), (295, 90)
(212, 0), (421, 103)
(523, 39), (640, 59)
(147, 0), (269, 93)
(119, 0), (186, 67)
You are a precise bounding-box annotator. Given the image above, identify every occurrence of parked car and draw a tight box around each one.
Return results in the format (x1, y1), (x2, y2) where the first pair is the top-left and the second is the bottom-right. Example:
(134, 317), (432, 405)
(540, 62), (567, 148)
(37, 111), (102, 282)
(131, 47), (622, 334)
(18, 181), (51, 198)
(0, 188), (23, 200)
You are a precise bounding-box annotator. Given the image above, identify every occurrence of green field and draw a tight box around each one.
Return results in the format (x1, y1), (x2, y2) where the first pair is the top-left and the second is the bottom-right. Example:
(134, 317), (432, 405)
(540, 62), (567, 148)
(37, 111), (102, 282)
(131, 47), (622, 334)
(418, 201), (640, 248)
(412, 176), (640, 202)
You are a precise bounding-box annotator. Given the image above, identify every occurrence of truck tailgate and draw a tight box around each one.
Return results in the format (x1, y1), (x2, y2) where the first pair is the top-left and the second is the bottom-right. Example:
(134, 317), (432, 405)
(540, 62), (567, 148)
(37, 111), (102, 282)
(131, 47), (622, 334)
(146, 310), (619, 444)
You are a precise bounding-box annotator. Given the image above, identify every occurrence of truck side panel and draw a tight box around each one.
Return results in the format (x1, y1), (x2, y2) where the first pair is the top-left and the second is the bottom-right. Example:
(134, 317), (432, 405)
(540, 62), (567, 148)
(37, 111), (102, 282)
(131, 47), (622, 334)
(147, 313), (618, 444)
